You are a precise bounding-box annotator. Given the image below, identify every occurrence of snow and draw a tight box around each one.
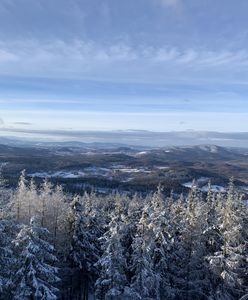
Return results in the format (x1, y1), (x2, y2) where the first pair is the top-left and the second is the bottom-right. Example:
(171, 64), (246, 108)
(197, 177), (209, 183)
(121, 177), (133, 182)
(182, 178), (226, 192)
(182, 182), (193, 188)
(84, 167), (111, 176)
(29, 165), (152, 180)
(156, 166), (170, 170)
(2, 173), (248, 299)
(118, 168), (140, 173)
(239, 186), (248, 191)
(198, 145), (219, 153)
(135, 151), (147, 156)
(201, 185), (226, 192)
(243, 199), (248, 206)
(93, 187), (111, 194)
(29, 171), (86, 179)
(118, 168), (151, 174)
(84, 151), (96, 155)
(0, 162), (8, 167)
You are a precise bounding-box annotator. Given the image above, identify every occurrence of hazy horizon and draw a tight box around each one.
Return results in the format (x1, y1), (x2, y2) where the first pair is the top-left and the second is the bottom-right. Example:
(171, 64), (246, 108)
(2, 129), (248, 148)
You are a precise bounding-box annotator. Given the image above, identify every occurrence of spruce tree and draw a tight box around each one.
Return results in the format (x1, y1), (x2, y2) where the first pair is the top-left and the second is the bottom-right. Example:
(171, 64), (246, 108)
(208, 178), (248, 299)
(0, 219), (15, 299)
(130, 206), (160, 300)
(12, 216), (60, 300)
(95, 214), (129, 300)
(68, 195), (100, 299)
(13, 170), (29, 222)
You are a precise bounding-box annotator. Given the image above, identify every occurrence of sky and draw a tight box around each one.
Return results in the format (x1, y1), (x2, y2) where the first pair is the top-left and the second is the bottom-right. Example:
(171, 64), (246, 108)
(1, 0), (248, 135)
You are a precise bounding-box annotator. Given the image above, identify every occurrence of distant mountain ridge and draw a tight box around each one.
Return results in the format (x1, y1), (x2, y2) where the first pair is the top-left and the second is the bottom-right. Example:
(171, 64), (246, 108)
(2, 130), (248, 148)
(0, 138), (245, 162)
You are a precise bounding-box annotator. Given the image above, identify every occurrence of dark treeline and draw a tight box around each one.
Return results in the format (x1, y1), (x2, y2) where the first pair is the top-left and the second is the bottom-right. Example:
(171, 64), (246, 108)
(0, 171), (247, 300)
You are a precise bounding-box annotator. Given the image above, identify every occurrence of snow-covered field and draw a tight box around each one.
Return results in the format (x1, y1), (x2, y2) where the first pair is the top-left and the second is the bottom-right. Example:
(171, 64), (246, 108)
(182, 177), (248, 194)
(156, 166), (170, 170)
(29, 171), (86, 179)
(117, 168), (151, 174)
(28, 165), (151, 180)
(182, 177), (226, 192)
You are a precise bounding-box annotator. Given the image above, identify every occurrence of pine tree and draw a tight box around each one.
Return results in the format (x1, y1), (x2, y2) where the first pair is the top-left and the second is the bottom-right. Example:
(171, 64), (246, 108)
(166, 182), (211, 299)
(68, 195), (100, 299)
(0, 166), (11, 215)
(48, 185), (68, 248)
(12, 216), (60, 300)
(26, 178), (39, 221)
(0, 219), (15, 299)
(207, 178), (248, 299)
(151, 196), (174, 299)
(0, 171), (247, 299)
(202, 182), (223, 298)
(130, 206), (160, 300)
(95, 214), (130, 300)
(39, 178), (53, 228)
(13, 170), (29, 222)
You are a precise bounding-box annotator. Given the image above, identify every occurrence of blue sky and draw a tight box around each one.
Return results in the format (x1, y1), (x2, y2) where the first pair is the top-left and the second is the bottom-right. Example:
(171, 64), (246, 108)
(1, 0), (248, 133)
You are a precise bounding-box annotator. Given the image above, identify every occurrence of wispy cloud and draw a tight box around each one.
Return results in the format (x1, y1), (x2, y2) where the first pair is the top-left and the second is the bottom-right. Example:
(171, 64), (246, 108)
(151, 47), (248, 67)
(0, 39), (137, 64)
(0, 39), (240, 66)
(13, 122), (32, 126)
(0, 39), (248, 83)
(0, 0), (247, 134)
(0, 49), (17, 62)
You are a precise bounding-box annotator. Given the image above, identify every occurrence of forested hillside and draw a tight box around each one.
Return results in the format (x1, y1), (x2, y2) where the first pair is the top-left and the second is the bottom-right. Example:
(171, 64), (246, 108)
(0, 171), (247, 299)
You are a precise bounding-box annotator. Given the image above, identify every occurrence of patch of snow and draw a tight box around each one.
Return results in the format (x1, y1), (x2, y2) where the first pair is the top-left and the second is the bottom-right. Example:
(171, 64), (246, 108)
(0, 162), (8, 167)
(182, 179), (225, 192)
(135, 151), (147, 156)
(197, 177), (209, 183)
(182, 182), (192, 188)
(84, 167), (111, 176)
(239, 186), (248, 191)
(198, 145), (218, 153)
(29, 172), (49, 178)
(156, 166), (170, 170)
(118, 168), (151, 174)
(201, 185), (226, 192)
(84, 151), (96, 155)
(121, 178), (133, 183)
(29, 171), (86, 179)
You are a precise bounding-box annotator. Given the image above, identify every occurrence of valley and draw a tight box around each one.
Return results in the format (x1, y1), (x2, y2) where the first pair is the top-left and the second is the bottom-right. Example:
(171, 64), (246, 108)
(1, 139), (248, 196)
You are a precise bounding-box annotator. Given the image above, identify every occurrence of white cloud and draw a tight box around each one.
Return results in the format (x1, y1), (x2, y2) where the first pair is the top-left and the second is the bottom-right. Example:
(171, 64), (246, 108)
(0, 39), (137, 63)
(0, 49), (17, 62)
(0, 39), (247, 66)
(0, 39), (248, 84)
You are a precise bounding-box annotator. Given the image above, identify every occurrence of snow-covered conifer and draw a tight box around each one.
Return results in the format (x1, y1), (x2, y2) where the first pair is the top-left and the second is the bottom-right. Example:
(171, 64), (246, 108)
(38, 178), (53, 228)
(95, 214), (130, 300)
(13, 170), (29, 222)
(0, 219), (15, 298)
(129, 206), (160, 300)
(68, 195), (100, 299)
(12, 216), (60, 300)
(207, 178), (248, 299)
